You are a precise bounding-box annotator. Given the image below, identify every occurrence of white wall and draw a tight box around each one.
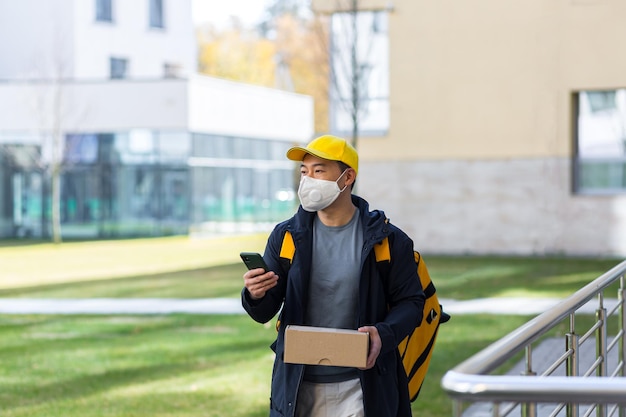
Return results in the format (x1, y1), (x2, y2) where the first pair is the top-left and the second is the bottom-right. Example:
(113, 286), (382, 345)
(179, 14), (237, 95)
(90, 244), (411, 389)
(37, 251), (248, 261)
(0, 0), (196, 80)
(72, 0), (197, 79)
(0, 0), (75, 79)
(0, 80), (188, 132)
(188, 75), (314, 142)
(0, 77), (314, 141)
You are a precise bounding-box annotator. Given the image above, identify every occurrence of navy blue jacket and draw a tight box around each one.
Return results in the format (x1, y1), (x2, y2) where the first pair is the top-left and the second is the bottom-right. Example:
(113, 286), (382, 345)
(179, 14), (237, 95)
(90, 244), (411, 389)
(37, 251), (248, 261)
(242, 195), (425, 417)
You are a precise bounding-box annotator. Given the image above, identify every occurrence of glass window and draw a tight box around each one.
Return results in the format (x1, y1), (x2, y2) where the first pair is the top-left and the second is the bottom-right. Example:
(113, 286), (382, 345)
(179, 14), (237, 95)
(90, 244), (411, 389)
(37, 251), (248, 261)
(149, 0), (164, 28)
(330, 10), (390, 136)
(158, 131), (191, 163)
(0, 144), (40, 168)
(98, 133), (119, 164)
(64, 134), (98, 164)
(110, 57), (128, 79)
(1, 130), (302, 238)
(11, 172), (44, 238)
(575, 89), (626, 193)
(164, 63), (181, 78)
(62, 168), (102, 225)
(190, 134), (297, 226)
(58, 131), (192, 238)
(587, 91), (617, 113)
(96, 0), (113, 22)
(115, 130), (158, 164)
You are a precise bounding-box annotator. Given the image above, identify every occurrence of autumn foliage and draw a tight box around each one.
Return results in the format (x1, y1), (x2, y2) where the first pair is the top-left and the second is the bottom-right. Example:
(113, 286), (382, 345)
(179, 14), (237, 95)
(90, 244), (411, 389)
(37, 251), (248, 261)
(197, 14), (330, 134)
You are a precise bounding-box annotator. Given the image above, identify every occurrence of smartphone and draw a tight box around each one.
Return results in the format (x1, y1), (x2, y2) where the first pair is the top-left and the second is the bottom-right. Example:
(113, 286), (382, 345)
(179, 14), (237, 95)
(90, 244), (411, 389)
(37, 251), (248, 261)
(240, 252), (269, 272)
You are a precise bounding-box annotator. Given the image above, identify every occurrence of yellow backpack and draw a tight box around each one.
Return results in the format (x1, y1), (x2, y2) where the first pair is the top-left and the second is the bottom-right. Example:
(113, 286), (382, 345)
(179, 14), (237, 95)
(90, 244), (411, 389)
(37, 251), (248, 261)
(373, 235), (450, 401)
(278, 230), (449, 402)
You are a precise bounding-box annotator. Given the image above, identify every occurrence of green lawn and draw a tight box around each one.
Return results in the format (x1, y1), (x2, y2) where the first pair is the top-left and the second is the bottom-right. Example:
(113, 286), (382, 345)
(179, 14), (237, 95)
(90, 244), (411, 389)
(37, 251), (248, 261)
(0, 314), (275, 417)
(0, 312), (534, 417)
(0, 237), (621, 300)
(0, 235), (267, 291)
(0, 237), (623, 416)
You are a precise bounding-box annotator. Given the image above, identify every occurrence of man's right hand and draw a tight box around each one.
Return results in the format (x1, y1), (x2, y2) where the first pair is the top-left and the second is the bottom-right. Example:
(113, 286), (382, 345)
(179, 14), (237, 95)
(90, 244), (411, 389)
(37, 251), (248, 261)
(243, 268), (279, 300)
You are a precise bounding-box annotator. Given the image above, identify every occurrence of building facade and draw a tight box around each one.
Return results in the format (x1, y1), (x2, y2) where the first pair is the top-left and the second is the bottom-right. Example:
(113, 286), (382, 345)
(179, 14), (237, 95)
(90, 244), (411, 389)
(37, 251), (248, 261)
(0, 0), (314, 239)
(0, 0), (196, 80)
(314, 0), (626, 257)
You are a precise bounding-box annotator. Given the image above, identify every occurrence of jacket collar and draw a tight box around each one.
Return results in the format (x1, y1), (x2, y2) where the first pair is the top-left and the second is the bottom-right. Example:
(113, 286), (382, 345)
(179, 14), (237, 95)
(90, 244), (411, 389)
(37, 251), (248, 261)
(287, 195), (389, 242)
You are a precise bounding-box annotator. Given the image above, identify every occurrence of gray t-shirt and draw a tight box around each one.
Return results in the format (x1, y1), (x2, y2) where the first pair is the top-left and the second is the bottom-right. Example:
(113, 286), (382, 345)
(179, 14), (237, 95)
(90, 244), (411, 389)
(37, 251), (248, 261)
(304, 209), (363, 382)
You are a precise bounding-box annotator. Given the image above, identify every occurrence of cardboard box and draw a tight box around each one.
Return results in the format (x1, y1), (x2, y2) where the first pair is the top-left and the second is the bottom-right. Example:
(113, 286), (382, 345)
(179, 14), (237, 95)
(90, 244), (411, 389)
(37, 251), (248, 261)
(284, 325), (369, 368)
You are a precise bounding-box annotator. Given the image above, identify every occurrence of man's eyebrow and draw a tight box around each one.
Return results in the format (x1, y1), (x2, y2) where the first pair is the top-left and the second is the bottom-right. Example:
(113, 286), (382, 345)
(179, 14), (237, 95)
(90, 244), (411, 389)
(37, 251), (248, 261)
(300, 162), (328, 169)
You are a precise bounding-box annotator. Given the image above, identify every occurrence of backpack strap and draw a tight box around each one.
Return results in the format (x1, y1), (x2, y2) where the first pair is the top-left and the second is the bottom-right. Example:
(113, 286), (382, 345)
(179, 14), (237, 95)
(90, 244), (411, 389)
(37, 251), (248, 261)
(280, 230), (295, 264)
(374, 236), (391, 263)
(276, 230), (295, 332)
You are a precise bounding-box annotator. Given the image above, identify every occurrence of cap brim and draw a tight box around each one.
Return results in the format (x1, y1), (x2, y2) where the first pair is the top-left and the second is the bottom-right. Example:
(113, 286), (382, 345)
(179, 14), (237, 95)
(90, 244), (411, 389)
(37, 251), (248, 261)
(286, 147), (309, 162)
(287, 146), (338, 163)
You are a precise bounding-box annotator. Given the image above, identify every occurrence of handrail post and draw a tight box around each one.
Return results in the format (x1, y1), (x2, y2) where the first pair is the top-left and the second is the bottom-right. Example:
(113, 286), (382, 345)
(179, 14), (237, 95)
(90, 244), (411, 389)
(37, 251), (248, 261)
(492, 402), (500, 417)
(452, 399), (462, 417)
(596, 294), (607, 417)
(522, 345), (537, 417)
(522, 402), (536, 417)
(617, 275), (626, 417)
(566, 316), (579, 417)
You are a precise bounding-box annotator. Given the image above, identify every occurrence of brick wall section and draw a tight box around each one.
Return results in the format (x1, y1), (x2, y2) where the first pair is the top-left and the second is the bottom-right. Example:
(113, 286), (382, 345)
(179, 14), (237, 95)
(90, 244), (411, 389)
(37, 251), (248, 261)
(359, 158), (626, 256)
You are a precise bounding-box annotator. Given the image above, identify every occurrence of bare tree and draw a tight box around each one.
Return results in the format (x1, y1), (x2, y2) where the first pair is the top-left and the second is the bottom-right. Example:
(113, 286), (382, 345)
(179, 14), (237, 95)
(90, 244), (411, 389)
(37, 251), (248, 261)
(307, 0), (389, 152)
(233, 0), (386, 150)
(43, 70), (67, 244)
(25, 29), (86, 243)
(329, 0), (386, 150)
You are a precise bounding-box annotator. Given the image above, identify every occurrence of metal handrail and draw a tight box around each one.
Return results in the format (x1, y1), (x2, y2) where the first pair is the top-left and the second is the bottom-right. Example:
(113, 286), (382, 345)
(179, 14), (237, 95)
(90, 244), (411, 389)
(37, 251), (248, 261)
(441, 260), (626, 413)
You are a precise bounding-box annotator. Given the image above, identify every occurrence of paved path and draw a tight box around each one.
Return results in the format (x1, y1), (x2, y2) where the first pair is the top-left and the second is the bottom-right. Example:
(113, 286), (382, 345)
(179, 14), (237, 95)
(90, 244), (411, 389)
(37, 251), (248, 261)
(0, 297), (618, 315)
(0, 298), (246, 314)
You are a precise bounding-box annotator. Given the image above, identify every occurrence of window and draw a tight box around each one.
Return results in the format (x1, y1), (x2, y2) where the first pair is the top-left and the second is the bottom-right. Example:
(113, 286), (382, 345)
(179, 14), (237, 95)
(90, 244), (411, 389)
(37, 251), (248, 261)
(163, 62), (181, 78)
(64, 134), (98, 164)
(109, 57), (128, 79)
(149, 0), (164, 28)
(587, 91), (617, 113)
(329, 10), (390, 136)
(96, 0), (112, 22)
(574, 89), (626, 193)
(190, 134), (297, 223)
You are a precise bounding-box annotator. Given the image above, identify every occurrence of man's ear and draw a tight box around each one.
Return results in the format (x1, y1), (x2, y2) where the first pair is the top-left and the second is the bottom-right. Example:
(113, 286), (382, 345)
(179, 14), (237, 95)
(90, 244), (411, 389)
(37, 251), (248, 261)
(345, 168), (357, 187)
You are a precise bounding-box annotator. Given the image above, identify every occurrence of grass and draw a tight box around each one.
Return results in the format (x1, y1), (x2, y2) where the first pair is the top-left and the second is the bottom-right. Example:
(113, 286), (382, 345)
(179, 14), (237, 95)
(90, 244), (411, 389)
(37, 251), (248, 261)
(0, 239), (621, 299)
(0, 235), (267, 290)
(0, 237), (623, 416)
(0, 312), (534, 417)
(0, 314), (276, 417)
(427, 255), (623, 300)
(0, 265), (249, 299)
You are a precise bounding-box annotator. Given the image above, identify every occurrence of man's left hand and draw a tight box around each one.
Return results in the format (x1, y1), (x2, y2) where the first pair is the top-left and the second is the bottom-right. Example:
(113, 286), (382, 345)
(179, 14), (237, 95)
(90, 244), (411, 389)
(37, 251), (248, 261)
(358, 325), (381, 370)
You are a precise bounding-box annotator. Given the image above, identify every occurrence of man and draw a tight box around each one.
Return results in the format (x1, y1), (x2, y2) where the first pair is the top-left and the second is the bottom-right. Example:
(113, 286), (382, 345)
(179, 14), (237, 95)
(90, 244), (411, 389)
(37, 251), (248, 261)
(242, 135), (425, 417)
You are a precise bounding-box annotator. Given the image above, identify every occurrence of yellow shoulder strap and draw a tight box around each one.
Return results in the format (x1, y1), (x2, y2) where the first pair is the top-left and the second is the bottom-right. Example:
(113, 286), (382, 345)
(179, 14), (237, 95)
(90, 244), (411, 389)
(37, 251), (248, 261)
(374, 236), (391, 262)
(280, 230), (295, 263)
(276, 230), (295, 333)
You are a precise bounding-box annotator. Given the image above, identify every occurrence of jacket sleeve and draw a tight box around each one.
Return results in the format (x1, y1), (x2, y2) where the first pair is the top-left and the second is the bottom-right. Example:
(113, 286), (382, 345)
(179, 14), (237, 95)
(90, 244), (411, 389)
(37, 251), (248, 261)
(375, 230), (426, 355)
(241, 226), (289, 324)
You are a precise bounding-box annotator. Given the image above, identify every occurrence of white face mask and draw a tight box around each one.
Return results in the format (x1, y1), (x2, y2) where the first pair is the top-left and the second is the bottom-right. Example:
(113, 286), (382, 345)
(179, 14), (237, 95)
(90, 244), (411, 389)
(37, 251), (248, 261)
(298, 170), (348, 212)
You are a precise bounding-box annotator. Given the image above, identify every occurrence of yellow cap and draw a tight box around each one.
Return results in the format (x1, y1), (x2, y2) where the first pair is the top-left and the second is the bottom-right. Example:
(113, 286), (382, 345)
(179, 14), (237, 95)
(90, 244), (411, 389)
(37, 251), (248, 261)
(286, 135), (359, 174)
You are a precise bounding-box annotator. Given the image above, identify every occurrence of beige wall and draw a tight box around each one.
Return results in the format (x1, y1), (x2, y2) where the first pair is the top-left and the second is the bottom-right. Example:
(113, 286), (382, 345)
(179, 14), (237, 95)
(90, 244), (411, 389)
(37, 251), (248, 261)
(317, 0), (626, 160)
(314, 0), (626, 256)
